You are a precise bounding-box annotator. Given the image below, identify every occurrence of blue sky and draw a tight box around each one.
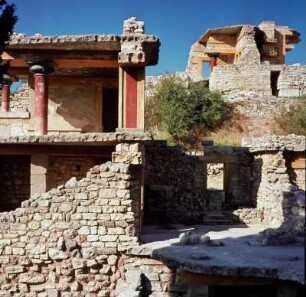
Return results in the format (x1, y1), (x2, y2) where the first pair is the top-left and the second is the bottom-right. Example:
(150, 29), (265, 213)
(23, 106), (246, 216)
(11, 0), (306, 75)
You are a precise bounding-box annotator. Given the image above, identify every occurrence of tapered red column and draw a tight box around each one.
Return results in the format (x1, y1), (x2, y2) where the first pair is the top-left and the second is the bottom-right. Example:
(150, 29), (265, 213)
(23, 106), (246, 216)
(28, 60), (53, 135)
(208, 53), (219, 73)
(1, 75), (14, 112)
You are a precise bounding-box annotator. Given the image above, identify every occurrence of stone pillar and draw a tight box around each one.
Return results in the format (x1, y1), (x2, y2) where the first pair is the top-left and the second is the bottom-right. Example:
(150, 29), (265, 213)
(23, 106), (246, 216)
(1, 75), (14, 112)
(30, 154), (48, 196)
(208, 53), (219, 73)
(118, 17), (146, 130)
(28, 60), (53, 135)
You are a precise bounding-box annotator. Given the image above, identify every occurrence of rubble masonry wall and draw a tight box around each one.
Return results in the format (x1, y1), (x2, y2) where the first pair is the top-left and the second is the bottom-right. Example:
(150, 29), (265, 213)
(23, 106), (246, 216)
(243, 135), (305, 231)
(0, 161), (140, 297)
(144, 143), (205, 224)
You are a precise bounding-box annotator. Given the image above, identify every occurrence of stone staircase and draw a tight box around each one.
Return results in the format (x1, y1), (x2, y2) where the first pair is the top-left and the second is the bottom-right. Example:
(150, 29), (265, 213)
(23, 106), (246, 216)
(203, 211), (234, 225)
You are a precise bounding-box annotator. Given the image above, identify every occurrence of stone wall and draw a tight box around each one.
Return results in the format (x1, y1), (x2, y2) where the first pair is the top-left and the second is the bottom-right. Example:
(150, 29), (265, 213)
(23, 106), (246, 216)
(210, 64), (306, 99)
(203, 145), (253, 210)
(185, 42), (207, 80)
(278, 65), (306, 97)
(144, 142), (205, 224)
(0, 160), (140, 296)
(235, 25), (261, 65)
(10, 83), (30, 112)
(117, 255), (208, 297)
(47, 156), (106, 190)
(0, 156), (30, 211)
(243, 135), (305, 232)
(0, 82), (30, 112)
(209, 64), (275, 97)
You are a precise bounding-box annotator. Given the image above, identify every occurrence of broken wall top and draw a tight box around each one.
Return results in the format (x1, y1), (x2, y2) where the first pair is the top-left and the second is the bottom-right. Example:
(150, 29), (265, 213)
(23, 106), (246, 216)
(242, 135), (306, 152)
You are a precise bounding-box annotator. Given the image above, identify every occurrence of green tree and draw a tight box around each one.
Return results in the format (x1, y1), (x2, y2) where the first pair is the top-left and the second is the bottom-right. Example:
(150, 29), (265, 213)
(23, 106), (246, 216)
(145, 75), (229, 148)
(0, 0), (18, 81)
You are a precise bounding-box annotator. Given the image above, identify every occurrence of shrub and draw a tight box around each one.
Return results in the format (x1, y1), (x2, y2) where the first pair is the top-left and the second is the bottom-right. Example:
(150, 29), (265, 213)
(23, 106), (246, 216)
(274, 99), (306, 135)
(145, 75), (229, 148)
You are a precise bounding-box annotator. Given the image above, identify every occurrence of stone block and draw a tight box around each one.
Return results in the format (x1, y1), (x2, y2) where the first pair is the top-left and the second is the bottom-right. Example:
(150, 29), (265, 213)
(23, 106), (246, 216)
(19, 272), (45, 284)
(48, 248), (68, 260)
(5, 265), (25, 274)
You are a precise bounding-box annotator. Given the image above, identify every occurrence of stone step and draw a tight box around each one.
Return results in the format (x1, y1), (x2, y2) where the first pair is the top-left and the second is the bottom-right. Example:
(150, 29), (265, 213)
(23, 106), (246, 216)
(203, 211), (234, 225)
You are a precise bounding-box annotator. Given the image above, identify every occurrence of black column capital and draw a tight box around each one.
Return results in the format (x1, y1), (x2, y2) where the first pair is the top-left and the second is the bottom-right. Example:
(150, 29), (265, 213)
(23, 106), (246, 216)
(27, 59), (54, 75)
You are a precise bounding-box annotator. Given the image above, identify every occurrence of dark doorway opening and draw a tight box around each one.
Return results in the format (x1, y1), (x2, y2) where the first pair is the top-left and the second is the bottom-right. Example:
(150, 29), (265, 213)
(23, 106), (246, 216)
(102, 89), (118, 132)
(271, 71), (280, 97)
(0, 155), (30, 211)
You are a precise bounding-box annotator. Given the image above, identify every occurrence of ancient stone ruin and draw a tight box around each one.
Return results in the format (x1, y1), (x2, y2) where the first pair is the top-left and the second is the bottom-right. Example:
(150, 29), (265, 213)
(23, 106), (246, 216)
(0, 18), (305, 297)
(186, 21), (305, 99)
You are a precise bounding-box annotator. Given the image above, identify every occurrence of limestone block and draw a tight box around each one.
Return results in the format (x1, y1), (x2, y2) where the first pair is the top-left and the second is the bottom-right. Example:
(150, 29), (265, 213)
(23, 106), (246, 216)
(75, 193), (88, 200)
(19, 272), (45, 284)
(99, 189), (117, 198)
(112, 152), (142, 165)
(72, 259), (86, 269)
(5, 265), (25, 274)
(78, 226), (90, 235)
(49, 248), (68, 260)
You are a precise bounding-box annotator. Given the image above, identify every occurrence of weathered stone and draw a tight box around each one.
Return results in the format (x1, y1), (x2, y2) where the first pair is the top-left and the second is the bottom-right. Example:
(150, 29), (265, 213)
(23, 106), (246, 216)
(19, 273), (45, 284)
(5, 265), (25, 274)
(49, 248), (68, 260)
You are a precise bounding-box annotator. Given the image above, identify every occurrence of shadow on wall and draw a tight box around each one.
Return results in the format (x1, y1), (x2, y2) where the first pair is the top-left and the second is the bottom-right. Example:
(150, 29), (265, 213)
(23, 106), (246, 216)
(48, 86), (98, 132)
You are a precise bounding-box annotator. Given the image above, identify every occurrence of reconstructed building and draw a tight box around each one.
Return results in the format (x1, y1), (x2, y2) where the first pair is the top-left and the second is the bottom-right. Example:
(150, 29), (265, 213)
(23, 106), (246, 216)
(0, 17), (159, 210)
(0, 18), (305, 297)
(186, 21), (306, 98)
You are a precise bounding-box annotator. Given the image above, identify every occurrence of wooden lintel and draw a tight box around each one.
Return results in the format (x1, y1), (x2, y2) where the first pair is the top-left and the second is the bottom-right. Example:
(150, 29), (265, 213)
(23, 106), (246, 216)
(54, 59), (118, 68)
(49, 76), (118, 88)
(0, 144), (114, 157)
(180, 271), (280, 286)
(4, 56), (118, 69)
(3, 49), (119, 60)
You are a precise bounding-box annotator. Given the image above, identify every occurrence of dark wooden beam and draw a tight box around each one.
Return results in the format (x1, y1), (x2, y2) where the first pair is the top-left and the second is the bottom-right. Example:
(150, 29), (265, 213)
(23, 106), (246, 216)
(0, 144), (115, 157)
(180, 271), (280, 286)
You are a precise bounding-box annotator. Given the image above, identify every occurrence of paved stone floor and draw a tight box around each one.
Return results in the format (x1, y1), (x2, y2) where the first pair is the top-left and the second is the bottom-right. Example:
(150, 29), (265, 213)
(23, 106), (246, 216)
(139, 224), (305, 284)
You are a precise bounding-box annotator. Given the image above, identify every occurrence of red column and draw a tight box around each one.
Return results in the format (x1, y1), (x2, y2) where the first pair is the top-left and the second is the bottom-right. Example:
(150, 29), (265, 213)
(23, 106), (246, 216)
(29, 60), (53, 135)
(1, 76), (14, 112)
(209, 56), (218, 73)
(33, 74), (49, 135)
(125, 68), (138, 128)
(1, 85), (10, 112)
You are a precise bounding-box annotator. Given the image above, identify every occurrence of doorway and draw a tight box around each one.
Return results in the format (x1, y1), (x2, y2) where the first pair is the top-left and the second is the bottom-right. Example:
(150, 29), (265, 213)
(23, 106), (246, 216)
(271, 71), (280, 97)
(102, 89), (118, 132)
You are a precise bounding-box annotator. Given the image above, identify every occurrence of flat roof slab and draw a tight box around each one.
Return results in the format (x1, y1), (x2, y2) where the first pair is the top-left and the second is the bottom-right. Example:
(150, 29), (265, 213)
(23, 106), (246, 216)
(134, 224), (305, 284)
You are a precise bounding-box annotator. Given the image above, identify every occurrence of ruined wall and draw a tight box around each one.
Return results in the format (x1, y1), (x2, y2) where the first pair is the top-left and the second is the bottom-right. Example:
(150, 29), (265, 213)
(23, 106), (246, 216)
(0, 156), (30, 211)
(203, 145), (253, 210)
(278, 65), (306, 97)
(210, 63), (306, 99)
(0, 83), (30, 137)
(209, 64), (273, 97)
(144, 143), (205, 224)
(0, 83), (30, 112)
(0, 161), (140, 296)
(117, 255), (209, 297)
(185, 42), (207, 80)
(243, 135), (305, 232)
(47, 156), (106, 190)
(235, 25), (261, 65)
